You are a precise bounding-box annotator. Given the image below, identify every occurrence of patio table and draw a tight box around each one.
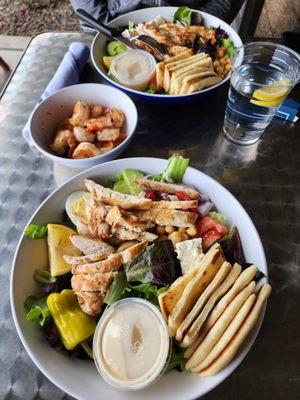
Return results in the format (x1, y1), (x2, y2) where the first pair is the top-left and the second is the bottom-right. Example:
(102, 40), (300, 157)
(0, 32), (299, 400)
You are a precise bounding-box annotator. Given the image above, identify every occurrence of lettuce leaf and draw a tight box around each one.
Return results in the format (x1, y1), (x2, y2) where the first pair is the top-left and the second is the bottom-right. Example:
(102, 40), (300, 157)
(25, 224), (48, 239)
(24, 296), (50, 326)
(208, 211), (226, 226)
(154, 154), (189, 183)
(173, 6), (192, 26)
(113, 169), (144, 195)
(125, 240), (179, 285)
(104, 270), (128, 305)
(165, 344), (186, 373)
(221, 38), (236, 56)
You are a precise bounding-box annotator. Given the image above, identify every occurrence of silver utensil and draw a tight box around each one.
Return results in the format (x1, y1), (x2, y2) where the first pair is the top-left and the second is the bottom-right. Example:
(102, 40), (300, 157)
(75, 9), (136, 50)
(131, 35), (166, 60)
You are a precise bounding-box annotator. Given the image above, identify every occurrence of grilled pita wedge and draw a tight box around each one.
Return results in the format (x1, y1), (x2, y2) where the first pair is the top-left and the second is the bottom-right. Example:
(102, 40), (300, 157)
(180, 72), (222, 94)
(85, 179), (152, 210)
(185, 280), (256, 370)
(171, 66), (213, 95)
(184, 265), (258, 359)
(156, 50), (192, 89)
(158, 264), (200, 320)
(134, 178), (199, 199)
(164, 53), (209, 92)
(168, 243), (224, 337)
(193, 293), (256, 372)
(179, 263), (242, 347)
(176, 262), (233, 344)
(198, 284), (271, 376)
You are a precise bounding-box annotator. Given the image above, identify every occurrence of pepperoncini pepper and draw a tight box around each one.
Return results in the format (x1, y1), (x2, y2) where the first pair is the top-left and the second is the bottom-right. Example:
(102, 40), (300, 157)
(47, 289), (96, 350)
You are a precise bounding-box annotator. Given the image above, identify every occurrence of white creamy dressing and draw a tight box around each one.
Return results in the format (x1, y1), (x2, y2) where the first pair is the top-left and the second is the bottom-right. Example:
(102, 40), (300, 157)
(94, 299), (169, 390)
(110, 50), (156, 91)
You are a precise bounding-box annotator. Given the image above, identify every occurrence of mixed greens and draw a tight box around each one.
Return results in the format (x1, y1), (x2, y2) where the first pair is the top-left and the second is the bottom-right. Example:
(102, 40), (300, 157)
(24, 153), (252, 370)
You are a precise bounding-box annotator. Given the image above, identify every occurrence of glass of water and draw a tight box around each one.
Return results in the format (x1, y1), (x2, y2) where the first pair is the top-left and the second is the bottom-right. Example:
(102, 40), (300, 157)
(223, 42), (300, 145)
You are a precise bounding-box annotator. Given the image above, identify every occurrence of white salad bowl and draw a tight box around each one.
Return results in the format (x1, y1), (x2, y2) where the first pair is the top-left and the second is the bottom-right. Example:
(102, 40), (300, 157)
(29, 83), (138, 169)
(11, 157), (268, 400)
(91, 7), (243, 104)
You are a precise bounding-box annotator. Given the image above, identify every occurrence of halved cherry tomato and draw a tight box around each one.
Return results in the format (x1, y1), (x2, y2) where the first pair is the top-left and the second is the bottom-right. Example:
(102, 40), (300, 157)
(202, 229), (222, 251)
(197, 216), (228, 237)
(175, 191), (191, 201)
(196, 216), (228, 251)
(145, 190), (157, 200)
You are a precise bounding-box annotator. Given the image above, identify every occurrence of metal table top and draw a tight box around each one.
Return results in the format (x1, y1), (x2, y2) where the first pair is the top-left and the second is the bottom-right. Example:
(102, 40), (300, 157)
(0, 32), (299, 400)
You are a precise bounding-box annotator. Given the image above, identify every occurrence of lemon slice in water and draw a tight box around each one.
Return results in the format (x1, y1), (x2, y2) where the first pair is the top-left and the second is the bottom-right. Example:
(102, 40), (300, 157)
(251, 80), (290, 107)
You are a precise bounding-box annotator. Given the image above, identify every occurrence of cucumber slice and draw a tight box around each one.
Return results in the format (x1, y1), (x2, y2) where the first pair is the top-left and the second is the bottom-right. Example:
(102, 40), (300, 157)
(107, 41), (127, 56)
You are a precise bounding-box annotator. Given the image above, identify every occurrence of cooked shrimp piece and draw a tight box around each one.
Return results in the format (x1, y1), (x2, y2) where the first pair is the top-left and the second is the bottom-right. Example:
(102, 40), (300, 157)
(70, 100), (90, 127)
(96, 128), (120, 141)
(97, 141), (114, 153)
(50, 129), (77, 156)
(85, 116), (113, 132)
(72, 142), (102, 159)
(73, 126), (96, 142)
(104, 108), (125, 128)
(90, 104), (103, 118)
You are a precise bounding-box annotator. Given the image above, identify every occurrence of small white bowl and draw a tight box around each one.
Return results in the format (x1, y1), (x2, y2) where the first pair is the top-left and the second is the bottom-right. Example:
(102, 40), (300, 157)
(29, 83), (138, 169)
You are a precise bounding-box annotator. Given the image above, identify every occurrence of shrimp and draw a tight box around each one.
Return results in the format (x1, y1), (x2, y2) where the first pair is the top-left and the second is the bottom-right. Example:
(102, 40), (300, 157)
(84, 116), (113, 132)
(73, 126), (96, 143)
(96, 128), (120, 142)
(70, 100), (90, 127)
(50, 129), (77, 156)
(96, 141), (114, 153)
(104, 108), (125, 128)
(90, 104), (103, 118)
(72, 142), (102, 159)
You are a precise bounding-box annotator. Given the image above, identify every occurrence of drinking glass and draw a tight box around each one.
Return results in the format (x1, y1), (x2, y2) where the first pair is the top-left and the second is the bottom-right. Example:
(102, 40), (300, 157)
(223, 42), (300, 145)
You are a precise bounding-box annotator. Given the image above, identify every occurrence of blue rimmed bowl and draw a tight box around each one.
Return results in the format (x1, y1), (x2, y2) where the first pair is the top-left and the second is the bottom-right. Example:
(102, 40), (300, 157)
(91, 7), (243, 104)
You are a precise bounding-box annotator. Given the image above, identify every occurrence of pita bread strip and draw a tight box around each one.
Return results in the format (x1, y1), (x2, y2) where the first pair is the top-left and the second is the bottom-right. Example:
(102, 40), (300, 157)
(176, 262), (232, 343)
(193, 293), (256, 372)
(171, 66), (213, 95)
(184, 264), (257, 360)
(180, 263), (242, 347)
(185, 280), (256, 370)
(185, 76), (223, 94)
(198, 284), (271, 376)
(156, 50), (192, 89)
(201, 265), (258, 335)
(164, 54), (207, 92)
(168, 243), (224, 337)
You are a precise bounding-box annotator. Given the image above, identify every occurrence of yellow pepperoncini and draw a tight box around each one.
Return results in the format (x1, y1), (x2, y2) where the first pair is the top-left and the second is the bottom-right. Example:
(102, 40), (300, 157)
(47, 289), (96, 350)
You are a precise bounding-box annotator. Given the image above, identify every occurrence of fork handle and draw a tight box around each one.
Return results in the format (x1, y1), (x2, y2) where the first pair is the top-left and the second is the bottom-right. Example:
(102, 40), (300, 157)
(75, 9), (117, 38)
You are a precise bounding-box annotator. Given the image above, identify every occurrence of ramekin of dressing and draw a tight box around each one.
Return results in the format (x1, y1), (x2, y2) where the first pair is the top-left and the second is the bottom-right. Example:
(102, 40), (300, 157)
(93, 298), (170, 390)
(109, 50), (156, 91)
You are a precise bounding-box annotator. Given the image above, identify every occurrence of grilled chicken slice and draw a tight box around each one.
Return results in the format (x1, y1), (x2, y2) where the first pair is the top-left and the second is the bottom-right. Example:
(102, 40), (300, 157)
(64, 252), (112, 265)
(86, 200), (111, 239)
(85, 179), (152, 210)
(114, 228), (157, 242)
(70, 234), (115, 255)
(71, 272), (113, 292)
(75, 291), (104, 316)
(106, 206), (154, 233)
(72, 241), (147, 274)
(134, 178), (199, 199)
(152, 200), (198, 210)
(75, 221), (91, 235)
(133, 208), (197, 227)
